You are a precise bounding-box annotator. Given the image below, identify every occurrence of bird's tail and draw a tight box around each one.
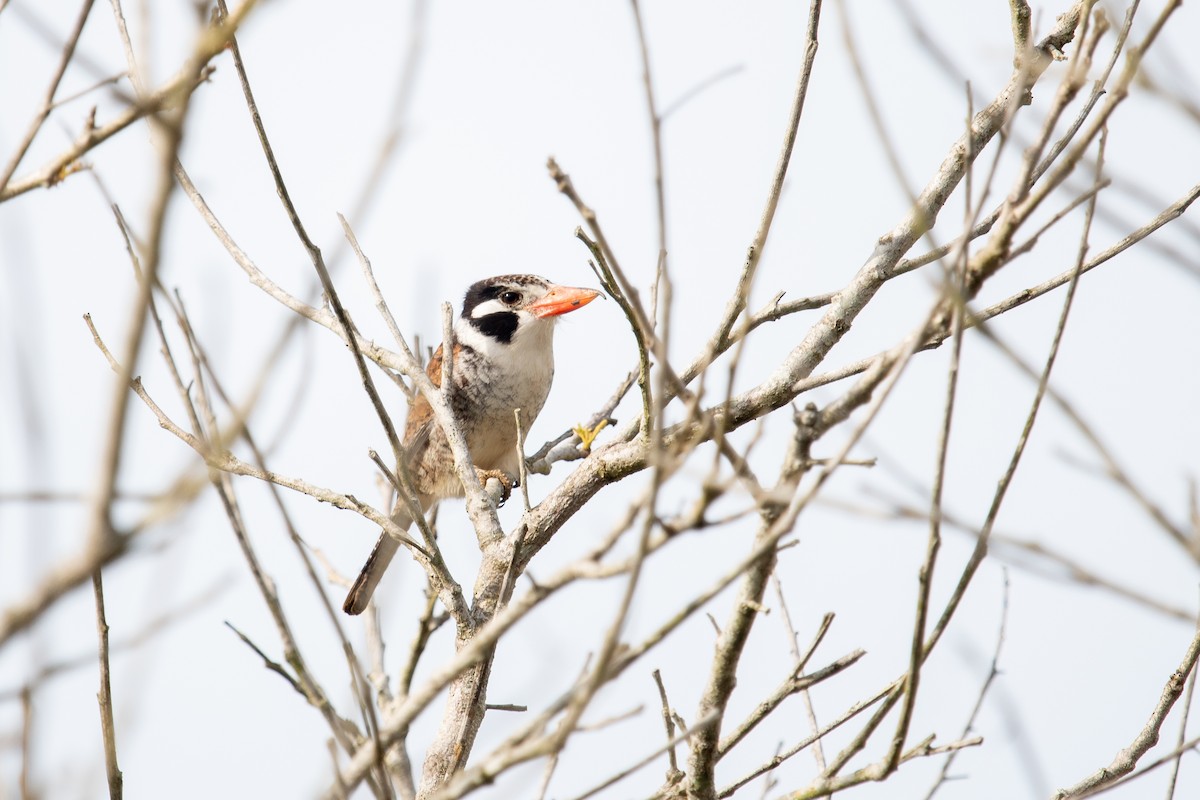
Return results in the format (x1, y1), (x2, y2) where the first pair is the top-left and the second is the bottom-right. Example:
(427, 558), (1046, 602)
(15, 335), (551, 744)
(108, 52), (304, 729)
(343, 506), (415, 615)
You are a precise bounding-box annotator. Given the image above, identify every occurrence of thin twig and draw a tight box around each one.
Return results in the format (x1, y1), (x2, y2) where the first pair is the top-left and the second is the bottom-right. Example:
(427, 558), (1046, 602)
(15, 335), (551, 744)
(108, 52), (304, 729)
(514, 408), (532, 513)
(718, 686), (892, 798)
(1051, 627), (1200, 798)
(698, 0), (824, 376)
(0, 0), (226, 649)
(91, 569), (123, 799)
(771, 582), (830, 772)
(888, 150), (970, 769)
(660, 64), (745, 120)
(341, 213), (417, 401)
(1079, 737), (1200, 798)
(630, 0), (667, 268)
(931, 123), (1109, 656)
(0, 0), (98, 194)
(19, 685), (32, 800)
(923, 570), (1012, 800)
(1165, 611), (1200, 798)
(717, 649), (865, 759)
(225, 621), (303, 694)
(652, 669), (684, 783)
(565, 712), (721, 800)
(214, 0), (404, 469)
(0, 2), (248, 203)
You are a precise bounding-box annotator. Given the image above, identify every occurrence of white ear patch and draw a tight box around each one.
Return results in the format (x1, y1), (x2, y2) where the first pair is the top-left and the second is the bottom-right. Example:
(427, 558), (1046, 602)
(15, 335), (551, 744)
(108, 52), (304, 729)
(471, 298), (515, 319)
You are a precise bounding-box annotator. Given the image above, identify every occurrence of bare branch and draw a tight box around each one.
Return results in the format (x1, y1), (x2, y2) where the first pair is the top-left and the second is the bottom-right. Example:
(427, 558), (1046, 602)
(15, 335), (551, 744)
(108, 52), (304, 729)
(924, 571), (1012, 800)
(91, 570), (123, 799)
(652, 669), (684, 786)
(0, 0), (98, 194)
(697, 0), (824, 378)
(1051, 628), (1200, 798)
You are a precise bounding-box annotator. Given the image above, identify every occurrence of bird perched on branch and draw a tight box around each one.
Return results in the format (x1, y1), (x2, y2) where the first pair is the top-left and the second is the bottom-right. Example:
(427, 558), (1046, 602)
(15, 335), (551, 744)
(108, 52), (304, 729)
(343, 274), (601, 615)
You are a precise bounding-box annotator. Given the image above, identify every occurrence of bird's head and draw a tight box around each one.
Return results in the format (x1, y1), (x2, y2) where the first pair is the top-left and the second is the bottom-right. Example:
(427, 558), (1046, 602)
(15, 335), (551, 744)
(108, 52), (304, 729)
(456, 274), (601, 354)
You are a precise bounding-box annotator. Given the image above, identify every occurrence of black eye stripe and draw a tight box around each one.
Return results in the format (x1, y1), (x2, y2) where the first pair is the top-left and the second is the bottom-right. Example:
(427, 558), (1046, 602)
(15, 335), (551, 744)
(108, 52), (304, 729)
(461, 275), (550, 318)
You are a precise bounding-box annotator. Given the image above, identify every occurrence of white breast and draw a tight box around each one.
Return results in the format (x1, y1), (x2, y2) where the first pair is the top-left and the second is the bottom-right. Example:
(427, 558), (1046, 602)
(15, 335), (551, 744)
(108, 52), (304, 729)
(453, 315), (558, 473)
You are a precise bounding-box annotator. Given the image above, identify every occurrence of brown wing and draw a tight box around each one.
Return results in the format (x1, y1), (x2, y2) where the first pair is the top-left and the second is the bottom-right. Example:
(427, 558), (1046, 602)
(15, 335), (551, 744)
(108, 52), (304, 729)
(425, 343), (445, 389)
(399, 343), (446, 468)
(403, 345), (441, 438)
(345, 348), (447, 615)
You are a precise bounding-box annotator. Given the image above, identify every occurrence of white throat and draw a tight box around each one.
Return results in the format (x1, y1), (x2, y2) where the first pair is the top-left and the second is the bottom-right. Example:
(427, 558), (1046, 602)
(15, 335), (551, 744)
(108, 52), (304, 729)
(453, 313), (557, 367)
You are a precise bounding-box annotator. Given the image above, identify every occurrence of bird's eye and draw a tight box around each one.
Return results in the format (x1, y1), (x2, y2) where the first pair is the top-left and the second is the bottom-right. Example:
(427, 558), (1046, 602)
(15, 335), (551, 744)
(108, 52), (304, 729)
(500, 291), (521, 305)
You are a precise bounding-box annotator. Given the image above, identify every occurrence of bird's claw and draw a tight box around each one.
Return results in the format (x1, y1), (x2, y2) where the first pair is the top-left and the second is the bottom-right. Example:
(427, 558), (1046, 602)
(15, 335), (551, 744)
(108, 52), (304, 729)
(476, 468), (515, 506)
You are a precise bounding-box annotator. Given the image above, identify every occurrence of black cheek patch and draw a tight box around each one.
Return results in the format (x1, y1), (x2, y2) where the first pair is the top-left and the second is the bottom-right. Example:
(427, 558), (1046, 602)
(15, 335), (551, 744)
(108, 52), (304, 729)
(473, 311), (519, 343)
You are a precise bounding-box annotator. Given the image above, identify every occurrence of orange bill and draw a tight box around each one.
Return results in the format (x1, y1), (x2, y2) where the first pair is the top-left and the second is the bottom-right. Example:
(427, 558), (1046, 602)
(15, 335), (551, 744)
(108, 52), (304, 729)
(526, 284), (602, 318)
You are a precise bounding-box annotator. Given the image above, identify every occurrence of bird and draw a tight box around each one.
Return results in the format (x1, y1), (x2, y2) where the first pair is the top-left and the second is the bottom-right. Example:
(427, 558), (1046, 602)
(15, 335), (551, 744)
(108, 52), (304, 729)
(343, 274), (601, 615)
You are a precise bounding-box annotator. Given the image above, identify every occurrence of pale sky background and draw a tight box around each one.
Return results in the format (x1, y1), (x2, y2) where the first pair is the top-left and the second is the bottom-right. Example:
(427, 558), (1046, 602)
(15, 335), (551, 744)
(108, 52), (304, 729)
(2, 1), (1199, 798)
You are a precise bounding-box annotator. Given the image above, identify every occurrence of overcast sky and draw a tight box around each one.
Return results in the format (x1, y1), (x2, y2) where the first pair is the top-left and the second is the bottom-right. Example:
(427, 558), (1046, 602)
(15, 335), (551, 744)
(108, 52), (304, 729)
(2, 1), (1199, 798)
